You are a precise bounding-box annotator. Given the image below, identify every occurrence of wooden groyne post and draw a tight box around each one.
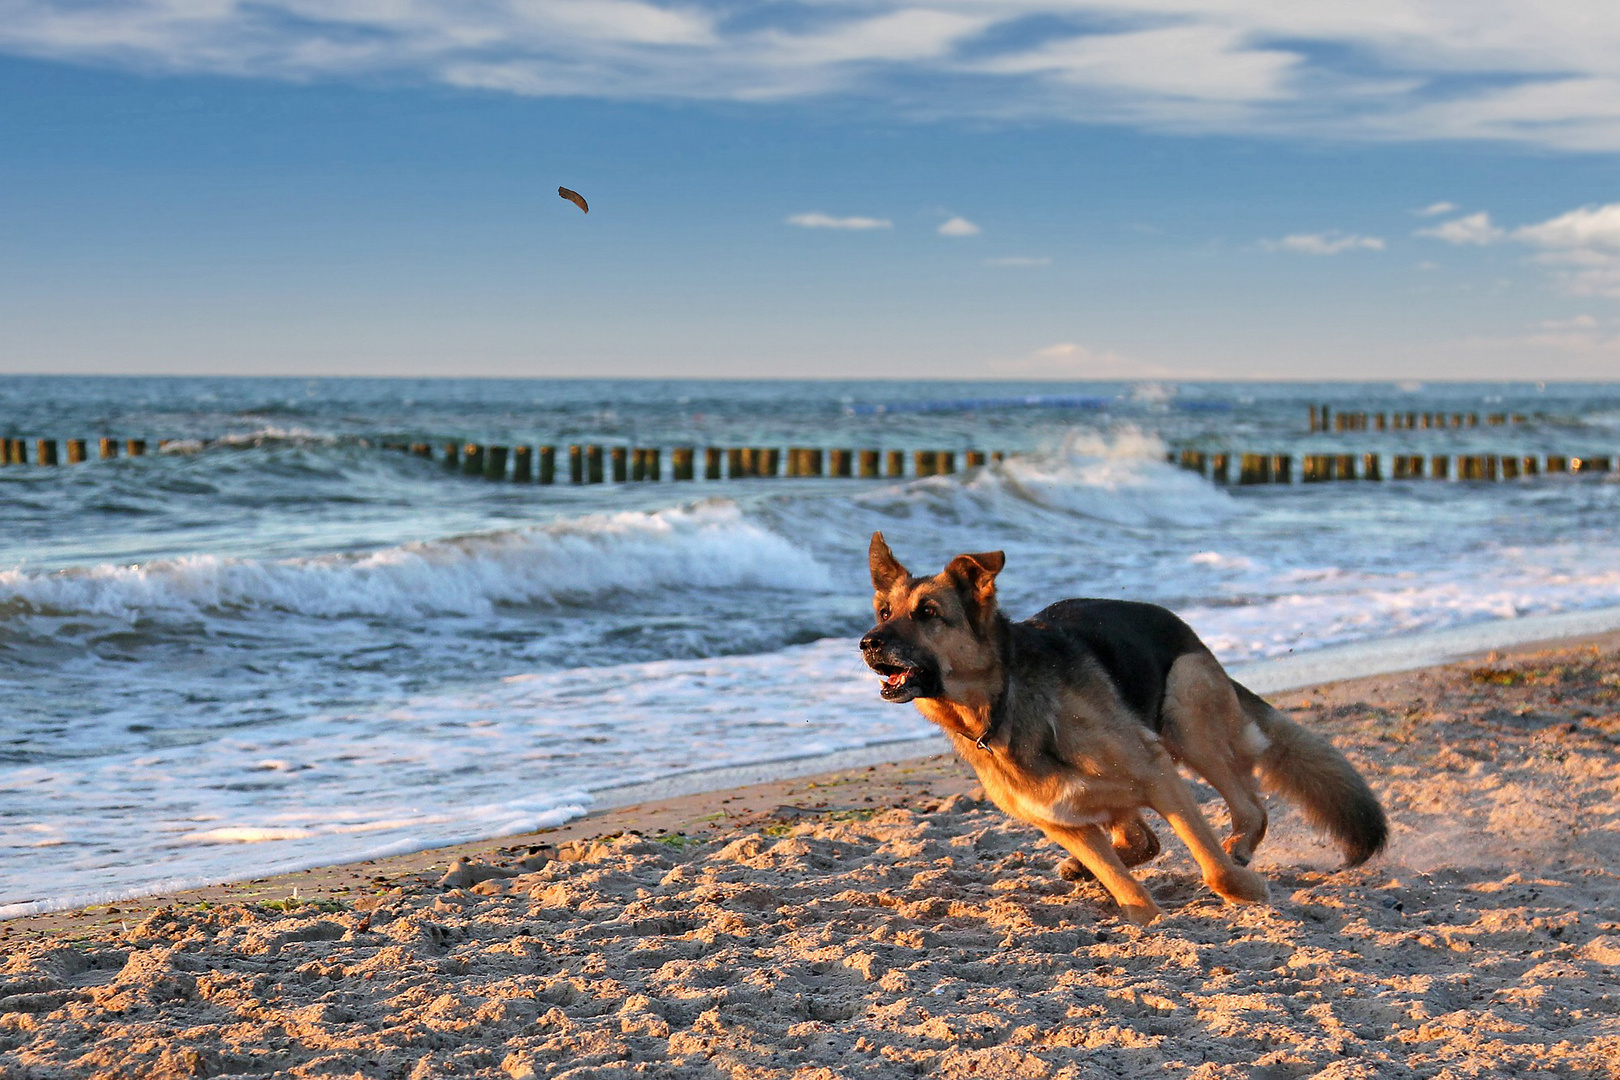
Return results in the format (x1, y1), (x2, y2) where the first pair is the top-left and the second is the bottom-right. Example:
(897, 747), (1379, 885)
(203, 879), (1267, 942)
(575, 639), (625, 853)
(484, 446), (508, 480)
(672, 447), (694, 481)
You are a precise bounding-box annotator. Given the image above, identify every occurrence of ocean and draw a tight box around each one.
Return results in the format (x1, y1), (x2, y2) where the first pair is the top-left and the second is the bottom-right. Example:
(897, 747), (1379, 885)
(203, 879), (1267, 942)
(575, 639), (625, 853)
(3, 376), (1619, 917)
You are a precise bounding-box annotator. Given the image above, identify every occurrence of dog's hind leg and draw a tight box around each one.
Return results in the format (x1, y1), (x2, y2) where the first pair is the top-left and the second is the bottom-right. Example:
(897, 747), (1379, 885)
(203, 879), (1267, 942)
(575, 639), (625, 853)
(1057, 814), (1161, 880)
(1160, 653), (1269, 865)
(1041, 823), (1162, 925)
(1190, 756), (1268, 866)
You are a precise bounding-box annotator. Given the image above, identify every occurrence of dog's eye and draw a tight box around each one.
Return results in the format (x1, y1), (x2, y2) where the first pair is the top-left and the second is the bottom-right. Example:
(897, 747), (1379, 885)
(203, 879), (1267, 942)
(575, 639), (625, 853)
(878, 605), (890, 621)
(915, 602), (940, 621)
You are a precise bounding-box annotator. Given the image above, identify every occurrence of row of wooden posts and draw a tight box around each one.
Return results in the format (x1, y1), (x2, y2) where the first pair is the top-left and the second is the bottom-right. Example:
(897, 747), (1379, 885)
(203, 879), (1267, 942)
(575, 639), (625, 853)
(1175, 449), (1615, 483)
(2, 437), (149, 465)
(0, 436), (1000, 479)
(387, 442), (1006, 483)
(1307, 406), (1527, 433)
(9, 435), (1608, 486)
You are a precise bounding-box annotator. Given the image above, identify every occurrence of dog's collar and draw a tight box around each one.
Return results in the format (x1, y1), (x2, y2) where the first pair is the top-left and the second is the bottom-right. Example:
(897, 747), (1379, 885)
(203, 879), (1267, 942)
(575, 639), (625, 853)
(974, 616), (1016, 752)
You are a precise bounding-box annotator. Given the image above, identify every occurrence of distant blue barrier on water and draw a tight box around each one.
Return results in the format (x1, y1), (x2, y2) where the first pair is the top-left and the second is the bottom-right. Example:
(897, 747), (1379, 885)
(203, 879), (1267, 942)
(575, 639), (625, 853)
(844, 395), (1232, 416)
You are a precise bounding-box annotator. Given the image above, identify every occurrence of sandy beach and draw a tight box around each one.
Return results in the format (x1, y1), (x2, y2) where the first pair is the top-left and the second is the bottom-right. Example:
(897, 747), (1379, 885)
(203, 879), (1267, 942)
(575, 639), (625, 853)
(5, 630), (1620, 1079)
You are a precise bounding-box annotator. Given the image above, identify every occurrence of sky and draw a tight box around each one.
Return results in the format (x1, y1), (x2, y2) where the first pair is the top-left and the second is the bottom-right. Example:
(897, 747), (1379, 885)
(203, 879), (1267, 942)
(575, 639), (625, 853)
(2, 2), (1620, 380)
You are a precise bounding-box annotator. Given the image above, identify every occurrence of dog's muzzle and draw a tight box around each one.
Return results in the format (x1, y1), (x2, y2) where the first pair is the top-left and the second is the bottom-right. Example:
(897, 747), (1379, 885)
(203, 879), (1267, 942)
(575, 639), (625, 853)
(860, 629), (933, 703)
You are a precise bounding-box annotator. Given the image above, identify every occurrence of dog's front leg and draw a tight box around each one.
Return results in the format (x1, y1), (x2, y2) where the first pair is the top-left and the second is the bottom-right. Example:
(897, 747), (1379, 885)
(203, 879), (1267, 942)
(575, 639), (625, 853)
(1040, 822), (1162, 925)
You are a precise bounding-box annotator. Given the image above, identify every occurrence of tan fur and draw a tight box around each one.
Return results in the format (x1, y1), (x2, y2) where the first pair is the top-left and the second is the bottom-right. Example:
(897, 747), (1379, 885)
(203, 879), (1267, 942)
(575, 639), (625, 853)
(864, 533), (1384, 925)
(1236, 685), (1387, 867)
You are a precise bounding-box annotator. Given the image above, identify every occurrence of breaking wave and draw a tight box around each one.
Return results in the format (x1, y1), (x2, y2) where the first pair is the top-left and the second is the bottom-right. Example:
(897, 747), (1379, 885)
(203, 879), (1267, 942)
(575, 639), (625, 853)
(0, 500), (834, 623)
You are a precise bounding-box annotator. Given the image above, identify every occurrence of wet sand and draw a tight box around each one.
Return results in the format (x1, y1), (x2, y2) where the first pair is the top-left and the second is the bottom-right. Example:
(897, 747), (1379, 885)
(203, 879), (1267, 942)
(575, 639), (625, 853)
(4, 632), (1620, 1078)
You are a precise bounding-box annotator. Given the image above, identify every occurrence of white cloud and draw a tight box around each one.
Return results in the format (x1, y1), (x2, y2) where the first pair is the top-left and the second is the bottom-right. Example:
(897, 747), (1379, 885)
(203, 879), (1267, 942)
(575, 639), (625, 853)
(1415, 201), (1458, 217)
(1539, 314), (1600, 331)
(984, 256), (1052, 267)
(761, 9), (989, 67)
(16, 4), (1620, 149)
(1260, 232), (1385, 256)
(785, 212), (892, 230)
(973, 24), (1299, 104)
(1416, 212), (1505, 246)
(1490, 202), (1620, 298)
(1386, 76), (1620, 153)
(937, 216), (981, 237)
(1527, 249), (1620, 299)
(1408, 202), (1620, 286)
(1513, 203), (1620, 250)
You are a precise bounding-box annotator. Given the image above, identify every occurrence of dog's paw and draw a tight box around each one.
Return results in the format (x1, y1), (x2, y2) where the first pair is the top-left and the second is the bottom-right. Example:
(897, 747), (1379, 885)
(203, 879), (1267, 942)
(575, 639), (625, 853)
(1057, 856), (1095, 882)
(1119, 901), (1162, 926)
(1210, 865), (1270, 905)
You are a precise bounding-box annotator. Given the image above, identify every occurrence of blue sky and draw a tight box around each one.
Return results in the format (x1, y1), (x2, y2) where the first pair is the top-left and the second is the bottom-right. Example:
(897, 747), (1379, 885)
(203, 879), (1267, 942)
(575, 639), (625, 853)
(3, 2), (1620, 379)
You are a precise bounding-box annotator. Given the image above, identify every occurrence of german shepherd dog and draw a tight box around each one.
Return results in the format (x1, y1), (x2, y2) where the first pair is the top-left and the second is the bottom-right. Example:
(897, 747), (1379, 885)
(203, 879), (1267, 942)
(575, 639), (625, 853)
(860, 533), (1387, 924)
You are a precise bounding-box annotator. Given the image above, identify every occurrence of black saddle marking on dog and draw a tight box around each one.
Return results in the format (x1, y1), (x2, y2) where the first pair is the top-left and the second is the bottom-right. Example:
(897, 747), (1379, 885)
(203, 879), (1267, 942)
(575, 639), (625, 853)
(1023, 599), (1206, 732)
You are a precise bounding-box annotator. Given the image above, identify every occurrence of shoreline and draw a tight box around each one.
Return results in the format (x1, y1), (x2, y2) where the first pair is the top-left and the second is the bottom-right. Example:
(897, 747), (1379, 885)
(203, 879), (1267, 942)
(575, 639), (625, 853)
(8, 611), (1620, 942)
(9, 604), (1620, 927)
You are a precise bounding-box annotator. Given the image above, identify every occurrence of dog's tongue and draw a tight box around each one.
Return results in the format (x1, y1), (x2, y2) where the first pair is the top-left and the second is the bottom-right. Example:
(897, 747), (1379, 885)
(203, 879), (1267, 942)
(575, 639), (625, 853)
(884, 672), (906, 687)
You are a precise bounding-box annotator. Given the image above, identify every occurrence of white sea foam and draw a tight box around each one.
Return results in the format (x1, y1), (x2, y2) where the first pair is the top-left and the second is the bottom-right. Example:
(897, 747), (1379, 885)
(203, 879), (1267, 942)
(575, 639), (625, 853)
(0, 500), (832, 622)
(1185, 543), (1620, 661)
(979, 429), (1235, 527)
(840, 429), (1236, 547)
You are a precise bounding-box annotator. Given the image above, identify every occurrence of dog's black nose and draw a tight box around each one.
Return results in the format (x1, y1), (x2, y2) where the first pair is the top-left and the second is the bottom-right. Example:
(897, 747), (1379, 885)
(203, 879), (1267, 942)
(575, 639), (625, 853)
(859, 629), (882, 653)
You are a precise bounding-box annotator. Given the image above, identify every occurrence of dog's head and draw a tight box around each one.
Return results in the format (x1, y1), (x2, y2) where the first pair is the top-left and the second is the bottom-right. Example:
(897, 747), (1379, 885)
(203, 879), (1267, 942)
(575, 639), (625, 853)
(859, 531), (1005, 704)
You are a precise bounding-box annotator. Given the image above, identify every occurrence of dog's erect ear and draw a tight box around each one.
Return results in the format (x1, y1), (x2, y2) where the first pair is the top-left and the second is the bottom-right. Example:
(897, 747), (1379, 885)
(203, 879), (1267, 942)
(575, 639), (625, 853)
(946, 551), (1004, 607)
(869, 532), (909, 593)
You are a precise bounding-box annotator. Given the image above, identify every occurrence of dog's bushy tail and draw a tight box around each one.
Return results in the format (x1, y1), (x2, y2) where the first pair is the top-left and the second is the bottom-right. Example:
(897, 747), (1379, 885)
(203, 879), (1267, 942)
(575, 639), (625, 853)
(1232, 681), (1388, 867)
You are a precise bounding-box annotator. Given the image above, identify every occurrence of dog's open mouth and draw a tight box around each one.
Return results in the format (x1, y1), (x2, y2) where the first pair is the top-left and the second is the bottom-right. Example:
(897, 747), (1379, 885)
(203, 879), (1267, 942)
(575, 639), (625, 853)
(870, 660), (924, 702)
